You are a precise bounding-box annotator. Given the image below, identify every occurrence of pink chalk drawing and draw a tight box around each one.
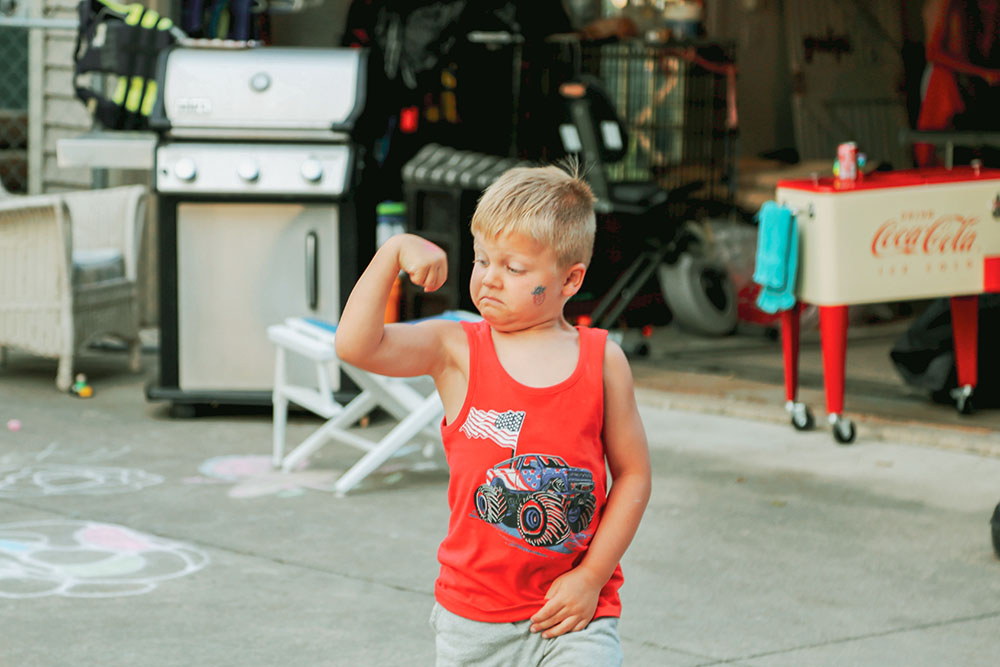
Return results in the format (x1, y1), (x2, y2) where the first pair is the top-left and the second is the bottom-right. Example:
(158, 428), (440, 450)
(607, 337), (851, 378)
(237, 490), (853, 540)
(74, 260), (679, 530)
(193, 455), (339, 498)
(78, 524), (156, 553)
(0, 520), (209, 598)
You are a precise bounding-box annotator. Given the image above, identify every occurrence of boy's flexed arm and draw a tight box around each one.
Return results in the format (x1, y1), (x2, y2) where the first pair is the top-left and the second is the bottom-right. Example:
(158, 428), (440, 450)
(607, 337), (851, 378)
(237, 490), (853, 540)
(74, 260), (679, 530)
(530, 340), (651, 638)
(335, 234), (450, 378)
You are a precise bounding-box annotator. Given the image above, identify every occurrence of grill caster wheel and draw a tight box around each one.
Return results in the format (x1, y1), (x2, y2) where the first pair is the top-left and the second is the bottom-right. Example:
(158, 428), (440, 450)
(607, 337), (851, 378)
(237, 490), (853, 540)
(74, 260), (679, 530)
(787, 402), (814, 431)
(169, 403), (198, 419)
(829, 414), (856, 445)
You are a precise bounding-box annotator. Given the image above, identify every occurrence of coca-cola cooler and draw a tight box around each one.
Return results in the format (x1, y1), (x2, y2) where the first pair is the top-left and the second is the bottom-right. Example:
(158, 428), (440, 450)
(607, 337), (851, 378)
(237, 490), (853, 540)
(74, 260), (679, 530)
(774, 166), (1000, 442)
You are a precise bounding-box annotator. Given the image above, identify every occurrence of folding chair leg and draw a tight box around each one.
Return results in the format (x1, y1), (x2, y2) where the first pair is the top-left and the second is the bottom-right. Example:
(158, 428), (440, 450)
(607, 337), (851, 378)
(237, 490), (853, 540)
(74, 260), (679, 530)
(56, 354), (73, 392)
(333, 393), (443, 496)
(280, 390), (379, 472)
(272, 395), (290, 467)
(272, 347), (289, 466)
(128, 339), (142, 372)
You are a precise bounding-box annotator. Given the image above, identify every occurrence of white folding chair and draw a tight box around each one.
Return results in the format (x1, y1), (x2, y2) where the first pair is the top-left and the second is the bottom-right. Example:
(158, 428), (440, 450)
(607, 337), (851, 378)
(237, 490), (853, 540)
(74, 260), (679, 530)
(267, 311), (479, 495)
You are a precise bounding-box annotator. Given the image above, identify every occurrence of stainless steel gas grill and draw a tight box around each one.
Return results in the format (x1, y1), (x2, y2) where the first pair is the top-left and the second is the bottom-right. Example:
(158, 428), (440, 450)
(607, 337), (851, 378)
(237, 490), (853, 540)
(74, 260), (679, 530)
(147, 45), (368, 414)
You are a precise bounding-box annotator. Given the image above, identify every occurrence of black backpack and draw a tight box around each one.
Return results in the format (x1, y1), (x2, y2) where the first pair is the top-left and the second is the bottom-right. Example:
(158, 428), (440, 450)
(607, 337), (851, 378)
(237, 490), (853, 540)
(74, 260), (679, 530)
(73, 0), (181, 130)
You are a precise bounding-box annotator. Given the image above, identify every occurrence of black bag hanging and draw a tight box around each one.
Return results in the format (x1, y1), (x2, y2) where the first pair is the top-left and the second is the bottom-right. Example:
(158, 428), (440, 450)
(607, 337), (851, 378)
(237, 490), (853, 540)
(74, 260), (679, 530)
(73, 0), (182, 130)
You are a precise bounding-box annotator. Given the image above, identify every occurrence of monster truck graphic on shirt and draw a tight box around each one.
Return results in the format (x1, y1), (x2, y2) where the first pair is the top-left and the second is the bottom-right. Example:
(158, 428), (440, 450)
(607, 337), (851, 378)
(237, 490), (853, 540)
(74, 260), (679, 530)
(473, 454), (597, 547)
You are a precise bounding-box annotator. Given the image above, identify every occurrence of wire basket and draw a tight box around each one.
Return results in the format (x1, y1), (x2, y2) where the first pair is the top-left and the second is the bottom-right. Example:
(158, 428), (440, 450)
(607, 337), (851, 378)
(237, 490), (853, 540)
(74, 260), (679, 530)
(574, 41), (737, 204)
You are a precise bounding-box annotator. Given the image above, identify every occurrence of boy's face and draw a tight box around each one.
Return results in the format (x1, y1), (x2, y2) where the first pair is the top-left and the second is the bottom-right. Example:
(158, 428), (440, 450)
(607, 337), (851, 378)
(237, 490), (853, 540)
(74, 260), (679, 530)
(470, 231), (584, 332)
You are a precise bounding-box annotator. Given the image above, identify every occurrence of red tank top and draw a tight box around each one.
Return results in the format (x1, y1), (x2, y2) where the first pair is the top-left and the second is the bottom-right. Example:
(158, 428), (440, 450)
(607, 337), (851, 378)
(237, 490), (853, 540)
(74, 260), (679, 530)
(434, 320), (624, 622)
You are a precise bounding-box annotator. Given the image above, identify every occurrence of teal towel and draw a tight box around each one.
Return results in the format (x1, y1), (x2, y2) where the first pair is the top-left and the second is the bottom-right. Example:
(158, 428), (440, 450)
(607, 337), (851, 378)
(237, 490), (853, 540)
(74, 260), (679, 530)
(753, 201), (799, 314)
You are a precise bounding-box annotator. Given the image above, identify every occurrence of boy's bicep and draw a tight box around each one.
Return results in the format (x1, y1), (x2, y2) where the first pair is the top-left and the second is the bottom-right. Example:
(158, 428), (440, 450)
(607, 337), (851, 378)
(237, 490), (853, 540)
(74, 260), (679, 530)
(602, 342), (650, 478)
(349, 319), (457, 378)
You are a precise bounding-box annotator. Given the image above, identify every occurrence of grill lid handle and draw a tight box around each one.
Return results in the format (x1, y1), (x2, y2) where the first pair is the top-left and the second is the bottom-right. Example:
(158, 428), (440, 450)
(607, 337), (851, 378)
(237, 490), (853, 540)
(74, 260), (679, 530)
(305, 231), (318, 311)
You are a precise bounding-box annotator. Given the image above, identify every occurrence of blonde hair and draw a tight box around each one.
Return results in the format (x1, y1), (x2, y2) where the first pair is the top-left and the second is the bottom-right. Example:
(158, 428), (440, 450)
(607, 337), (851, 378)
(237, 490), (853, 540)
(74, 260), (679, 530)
(470, 163), (596, 267)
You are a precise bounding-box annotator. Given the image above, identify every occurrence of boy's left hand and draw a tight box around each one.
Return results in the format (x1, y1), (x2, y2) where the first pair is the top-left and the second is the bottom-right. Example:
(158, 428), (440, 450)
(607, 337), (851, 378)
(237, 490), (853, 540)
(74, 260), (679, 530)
(529, 568), (601, 638)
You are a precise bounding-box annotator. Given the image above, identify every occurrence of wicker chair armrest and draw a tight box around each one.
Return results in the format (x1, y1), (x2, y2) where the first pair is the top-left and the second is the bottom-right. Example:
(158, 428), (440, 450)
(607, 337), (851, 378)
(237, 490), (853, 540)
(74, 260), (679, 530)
(63, 185), (148, 280)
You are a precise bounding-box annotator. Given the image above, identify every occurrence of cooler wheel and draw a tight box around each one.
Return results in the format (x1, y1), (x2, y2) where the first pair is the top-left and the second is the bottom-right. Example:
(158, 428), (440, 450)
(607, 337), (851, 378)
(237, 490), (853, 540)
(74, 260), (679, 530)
(787, 402), (814, 431)
(829, 414), (856, 445)
(951, 385), (975, 416)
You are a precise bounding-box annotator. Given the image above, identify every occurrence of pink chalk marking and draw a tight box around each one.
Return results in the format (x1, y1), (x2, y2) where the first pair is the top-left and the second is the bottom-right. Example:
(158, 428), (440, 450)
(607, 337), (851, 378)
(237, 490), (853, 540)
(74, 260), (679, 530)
(197, 455), (303, 481)
(206, 455), (272, 479)
(78, 525), (153, 553)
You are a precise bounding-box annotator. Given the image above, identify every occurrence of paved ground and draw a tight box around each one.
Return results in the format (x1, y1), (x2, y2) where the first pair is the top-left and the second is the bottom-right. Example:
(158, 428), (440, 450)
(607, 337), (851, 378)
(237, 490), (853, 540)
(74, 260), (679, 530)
(627, 316), (1000, 456)
(2, 334), (1000, 666)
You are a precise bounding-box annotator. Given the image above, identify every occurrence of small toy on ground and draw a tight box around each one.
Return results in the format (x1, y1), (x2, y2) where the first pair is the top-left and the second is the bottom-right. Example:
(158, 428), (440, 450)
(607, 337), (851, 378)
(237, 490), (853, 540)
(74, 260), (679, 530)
(6, 419), (20, 432)
(71, 374), (94, 398)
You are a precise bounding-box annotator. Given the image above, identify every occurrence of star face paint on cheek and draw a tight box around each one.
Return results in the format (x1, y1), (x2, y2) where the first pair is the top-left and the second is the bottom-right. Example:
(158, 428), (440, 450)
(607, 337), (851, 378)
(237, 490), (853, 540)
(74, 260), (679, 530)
(532, 285), (546, 306)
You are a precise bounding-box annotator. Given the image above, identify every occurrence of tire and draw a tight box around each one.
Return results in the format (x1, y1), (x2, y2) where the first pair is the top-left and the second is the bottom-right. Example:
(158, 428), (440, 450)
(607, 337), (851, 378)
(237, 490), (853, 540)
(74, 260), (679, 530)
(517, 491), (570, 547)
(567, 493), (597, 533)
(657, 251), (738, 337)
(474, 484), (507, 524)
(790, 404), (815, 431)
(832, 418), (856, 445)
(169, 403), (199, 419)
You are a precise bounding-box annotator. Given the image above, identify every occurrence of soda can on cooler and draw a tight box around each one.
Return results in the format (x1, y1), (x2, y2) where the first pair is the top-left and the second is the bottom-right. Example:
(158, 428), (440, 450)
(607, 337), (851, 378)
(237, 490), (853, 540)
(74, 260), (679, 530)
(837, 141), (858, 182)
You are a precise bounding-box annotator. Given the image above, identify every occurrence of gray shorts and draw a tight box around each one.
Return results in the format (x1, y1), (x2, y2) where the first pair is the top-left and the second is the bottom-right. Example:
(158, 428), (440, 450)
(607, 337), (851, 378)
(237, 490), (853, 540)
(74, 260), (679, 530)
(429, 602), (623, 667)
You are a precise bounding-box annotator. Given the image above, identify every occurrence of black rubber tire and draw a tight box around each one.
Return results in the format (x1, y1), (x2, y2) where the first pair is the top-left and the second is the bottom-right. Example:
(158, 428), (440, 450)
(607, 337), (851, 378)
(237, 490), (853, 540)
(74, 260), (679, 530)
(791, 407), (815, 431)
(567, 493), (597, 533)
(474, 484), (507, 524)
(657, 251), (738, 337)
(832, 419), (856, 445)
(169, 403), (198, 419)
(990, 503), (1000, 559)
(517, 491), (570, 547)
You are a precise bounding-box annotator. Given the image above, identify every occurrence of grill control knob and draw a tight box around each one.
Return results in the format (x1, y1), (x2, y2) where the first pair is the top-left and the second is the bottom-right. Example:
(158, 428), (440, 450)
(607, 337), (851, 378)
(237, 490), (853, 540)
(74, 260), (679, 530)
(174, 158), (197, 182)
(237, 160), (260, 183)
(300, 159), (323, 183)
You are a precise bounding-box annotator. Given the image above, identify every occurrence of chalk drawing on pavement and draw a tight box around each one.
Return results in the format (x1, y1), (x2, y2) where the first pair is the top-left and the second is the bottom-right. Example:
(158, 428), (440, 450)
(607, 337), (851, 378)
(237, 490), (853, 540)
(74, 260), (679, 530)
(0, 520), (209, 598)
(0, 443), (162, 498)
(190, 455), (339, 498)
(0, 464), (163, 498)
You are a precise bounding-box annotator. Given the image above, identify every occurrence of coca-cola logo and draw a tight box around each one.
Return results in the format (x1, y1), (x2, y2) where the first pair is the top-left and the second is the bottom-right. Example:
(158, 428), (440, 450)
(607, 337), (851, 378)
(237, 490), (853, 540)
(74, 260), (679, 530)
(870, 215), (977, 257)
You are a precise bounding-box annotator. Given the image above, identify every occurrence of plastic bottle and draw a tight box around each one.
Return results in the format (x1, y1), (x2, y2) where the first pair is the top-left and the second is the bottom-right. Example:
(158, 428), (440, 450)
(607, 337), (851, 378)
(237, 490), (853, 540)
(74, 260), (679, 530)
(376, 201), (407, 323)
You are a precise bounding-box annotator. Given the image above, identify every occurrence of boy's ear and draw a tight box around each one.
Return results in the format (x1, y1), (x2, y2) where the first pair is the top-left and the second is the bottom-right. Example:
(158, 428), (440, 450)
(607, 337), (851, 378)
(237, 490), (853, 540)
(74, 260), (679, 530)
(561, 262), (587, 297)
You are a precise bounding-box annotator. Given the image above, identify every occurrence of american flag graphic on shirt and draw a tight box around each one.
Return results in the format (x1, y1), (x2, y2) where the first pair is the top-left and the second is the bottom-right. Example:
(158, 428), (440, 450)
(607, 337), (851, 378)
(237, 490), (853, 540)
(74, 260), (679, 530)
(460, 408), (525, 449)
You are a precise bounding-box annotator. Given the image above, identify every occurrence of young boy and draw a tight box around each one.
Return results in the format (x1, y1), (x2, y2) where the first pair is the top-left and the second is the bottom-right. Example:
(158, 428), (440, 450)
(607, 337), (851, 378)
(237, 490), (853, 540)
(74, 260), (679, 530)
(335, 164), (651, 665)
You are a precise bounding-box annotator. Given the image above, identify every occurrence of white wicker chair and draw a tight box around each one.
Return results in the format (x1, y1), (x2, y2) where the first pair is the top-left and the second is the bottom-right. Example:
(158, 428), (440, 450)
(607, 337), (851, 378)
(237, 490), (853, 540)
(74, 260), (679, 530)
(0, 185), (148, 390)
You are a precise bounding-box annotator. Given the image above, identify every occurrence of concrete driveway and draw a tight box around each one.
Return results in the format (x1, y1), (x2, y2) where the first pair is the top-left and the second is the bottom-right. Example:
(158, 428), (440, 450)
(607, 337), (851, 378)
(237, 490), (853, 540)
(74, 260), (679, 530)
(1, 347), (999, 665)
